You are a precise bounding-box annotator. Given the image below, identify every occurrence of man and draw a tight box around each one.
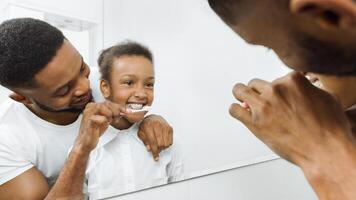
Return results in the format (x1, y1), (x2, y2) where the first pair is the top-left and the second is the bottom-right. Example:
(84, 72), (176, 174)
(208, 0), (356, 199)
(0, 18), (173, 199)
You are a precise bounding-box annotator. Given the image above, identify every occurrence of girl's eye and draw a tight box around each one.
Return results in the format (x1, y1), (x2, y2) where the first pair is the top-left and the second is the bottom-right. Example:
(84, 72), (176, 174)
(124, 80), (133, 86)
(146, 83), (154, 88)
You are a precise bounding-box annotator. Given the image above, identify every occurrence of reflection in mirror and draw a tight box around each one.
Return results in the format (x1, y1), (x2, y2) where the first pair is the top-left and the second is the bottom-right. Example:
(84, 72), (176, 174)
(100, 0), (289, 196)
(0, 0), (290, 199)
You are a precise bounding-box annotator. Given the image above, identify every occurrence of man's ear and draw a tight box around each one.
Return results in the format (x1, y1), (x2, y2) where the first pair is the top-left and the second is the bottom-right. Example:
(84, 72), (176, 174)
(9, 92), (33, 105)
(100, 79), (111, 98)
(290, 0), (356, 29)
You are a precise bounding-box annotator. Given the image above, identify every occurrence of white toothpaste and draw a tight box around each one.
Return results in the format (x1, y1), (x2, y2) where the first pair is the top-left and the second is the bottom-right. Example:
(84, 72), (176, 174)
(127, 106), (151, 113)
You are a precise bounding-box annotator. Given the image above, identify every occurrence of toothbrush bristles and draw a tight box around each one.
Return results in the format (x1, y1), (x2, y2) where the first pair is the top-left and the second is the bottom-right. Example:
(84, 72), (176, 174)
(129, 106), (151, 113)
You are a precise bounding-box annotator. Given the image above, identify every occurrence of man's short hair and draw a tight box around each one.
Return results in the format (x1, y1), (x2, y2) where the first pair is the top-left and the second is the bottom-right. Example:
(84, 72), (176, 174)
(0, 18), (65, 88)
(98, 41), (153, 82)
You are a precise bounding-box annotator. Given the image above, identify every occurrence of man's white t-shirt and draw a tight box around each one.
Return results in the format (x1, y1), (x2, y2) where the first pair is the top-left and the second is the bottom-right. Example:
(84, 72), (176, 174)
(85, 123), (184, 200)
(0, 99), (82, 186)
(0, 69), (103, 186)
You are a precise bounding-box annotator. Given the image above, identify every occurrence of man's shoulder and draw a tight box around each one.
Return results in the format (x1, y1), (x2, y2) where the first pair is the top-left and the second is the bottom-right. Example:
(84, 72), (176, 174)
(0, 101), (38, 185)
(0, 100), (30, 130)
(0, 99), (17, 121)
(0, 100), (25, 134)
(0, 100), (38, 146)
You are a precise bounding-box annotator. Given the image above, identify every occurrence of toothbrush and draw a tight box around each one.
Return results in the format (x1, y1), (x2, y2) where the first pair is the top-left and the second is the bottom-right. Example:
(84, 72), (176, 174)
(127, 106), (151, 113)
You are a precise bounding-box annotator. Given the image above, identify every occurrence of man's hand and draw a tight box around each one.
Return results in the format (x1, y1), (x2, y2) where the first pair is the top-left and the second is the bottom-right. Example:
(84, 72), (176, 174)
(229, 72), (356, 199)
(73, 101), (127, 153)
(138, 114), (173, 161)
(229, 71), (355, 168)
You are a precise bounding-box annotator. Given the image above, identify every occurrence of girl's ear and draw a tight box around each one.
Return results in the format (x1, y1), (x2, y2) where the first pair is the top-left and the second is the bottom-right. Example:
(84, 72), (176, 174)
(100, 79), (111, 98)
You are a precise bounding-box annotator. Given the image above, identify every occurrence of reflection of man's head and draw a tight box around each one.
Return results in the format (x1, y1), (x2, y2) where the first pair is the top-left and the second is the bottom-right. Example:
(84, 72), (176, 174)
(0, 18), (92, 115)
(208, 0), (356, 76)
(98, 41), (155, 124)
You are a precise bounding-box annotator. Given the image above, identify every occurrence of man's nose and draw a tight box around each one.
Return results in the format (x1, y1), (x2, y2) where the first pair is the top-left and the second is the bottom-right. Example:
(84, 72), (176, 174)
(73, 76), (90, 97)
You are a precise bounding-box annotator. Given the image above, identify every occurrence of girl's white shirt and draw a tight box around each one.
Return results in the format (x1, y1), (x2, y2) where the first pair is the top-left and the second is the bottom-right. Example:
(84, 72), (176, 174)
(85, 123), (184, 200)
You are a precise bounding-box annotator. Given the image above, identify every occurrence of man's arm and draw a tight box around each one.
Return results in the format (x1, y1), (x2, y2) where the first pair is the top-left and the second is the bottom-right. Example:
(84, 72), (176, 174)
(0, 167), (49, 200)
(44, 147), (90, 200)
(0, 102), (126, 199)
(46, 102), (126, 199)
(0, 149), (89, 200)
(304, 141), (356, 200)
(229, 72), (356, 200)
(0, 145), (92, 200)
(138, 114), (173, 161)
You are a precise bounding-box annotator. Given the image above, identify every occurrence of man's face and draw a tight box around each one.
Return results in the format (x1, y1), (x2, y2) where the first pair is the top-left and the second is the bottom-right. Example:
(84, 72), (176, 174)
(18, 40), (92, 114)
(210, 0), (356, 75)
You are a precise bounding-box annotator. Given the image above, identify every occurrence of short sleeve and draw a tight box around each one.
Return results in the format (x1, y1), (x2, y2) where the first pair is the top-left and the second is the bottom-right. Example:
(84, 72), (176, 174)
(0, 127), (34, 185)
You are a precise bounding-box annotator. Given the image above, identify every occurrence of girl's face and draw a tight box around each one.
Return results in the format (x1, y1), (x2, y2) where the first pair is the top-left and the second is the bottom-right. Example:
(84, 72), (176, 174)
(101, 55), (155, 123)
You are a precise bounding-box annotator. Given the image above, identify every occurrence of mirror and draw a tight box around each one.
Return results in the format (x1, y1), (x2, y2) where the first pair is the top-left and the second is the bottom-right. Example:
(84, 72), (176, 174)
(0, 0), (290, 198)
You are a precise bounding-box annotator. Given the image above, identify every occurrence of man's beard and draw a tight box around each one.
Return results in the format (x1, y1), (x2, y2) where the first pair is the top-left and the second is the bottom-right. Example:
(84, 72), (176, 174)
(33, 95), (94, 114)
(295, 33), (356, 76)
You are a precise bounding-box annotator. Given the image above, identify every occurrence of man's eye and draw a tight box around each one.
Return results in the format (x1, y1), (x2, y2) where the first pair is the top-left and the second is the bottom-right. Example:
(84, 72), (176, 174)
(57, 86), (70, 96)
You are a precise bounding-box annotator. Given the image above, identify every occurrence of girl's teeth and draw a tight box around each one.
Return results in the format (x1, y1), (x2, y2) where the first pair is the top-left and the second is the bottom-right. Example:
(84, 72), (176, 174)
(128, 104), (143, 110)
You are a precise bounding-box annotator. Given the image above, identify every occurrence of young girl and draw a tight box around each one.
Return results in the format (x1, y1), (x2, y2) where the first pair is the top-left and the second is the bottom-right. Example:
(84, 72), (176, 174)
(85, 41), (184, 199)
